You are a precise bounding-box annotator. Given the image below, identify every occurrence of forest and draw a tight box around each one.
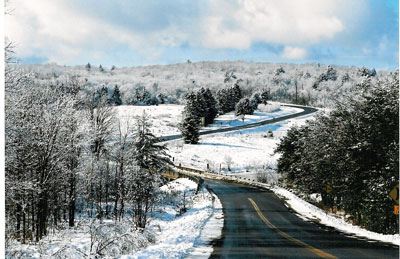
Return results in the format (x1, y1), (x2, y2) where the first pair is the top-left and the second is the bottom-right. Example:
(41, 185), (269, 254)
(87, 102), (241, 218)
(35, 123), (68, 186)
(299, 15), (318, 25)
(276, 71), (399, 234)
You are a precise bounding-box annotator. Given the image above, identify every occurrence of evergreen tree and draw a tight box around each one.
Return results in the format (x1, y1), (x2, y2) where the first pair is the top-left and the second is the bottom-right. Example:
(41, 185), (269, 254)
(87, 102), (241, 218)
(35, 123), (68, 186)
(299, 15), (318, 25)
(99, 64), (104, 72)
(157, 93), (166, 104)
(132, 111), (171, 172)
(179, 93), (200, 144)
(232, 82), (242, 104)
(250, 92), (262, 110)
(85, 62), (91, 71)
(111, 85), (122, 106)
(195, 88), (207, 122)
(274, 66), (285, 75)
(235, 97), (254, 116)
(203, 88), (218, 125)
(129, 111), (171, 228)
(216, 88), (228, 114)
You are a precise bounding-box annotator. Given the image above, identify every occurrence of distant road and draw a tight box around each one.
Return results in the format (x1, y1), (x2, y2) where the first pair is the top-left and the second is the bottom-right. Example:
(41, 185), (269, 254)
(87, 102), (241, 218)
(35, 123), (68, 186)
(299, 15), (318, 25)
(206, 180), (399, 258)
(156, 104), (318, 143)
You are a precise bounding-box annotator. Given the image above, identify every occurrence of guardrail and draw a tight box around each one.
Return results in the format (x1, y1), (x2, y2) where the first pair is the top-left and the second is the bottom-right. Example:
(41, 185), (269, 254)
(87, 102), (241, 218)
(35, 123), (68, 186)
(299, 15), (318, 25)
(172, 163), (298, 194)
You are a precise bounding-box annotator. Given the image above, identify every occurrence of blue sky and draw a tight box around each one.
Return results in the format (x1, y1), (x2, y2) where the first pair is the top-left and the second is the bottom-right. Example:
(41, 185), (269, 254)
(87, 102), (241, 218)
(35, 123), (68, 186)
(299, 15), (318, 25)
(5, 0), (398, 70)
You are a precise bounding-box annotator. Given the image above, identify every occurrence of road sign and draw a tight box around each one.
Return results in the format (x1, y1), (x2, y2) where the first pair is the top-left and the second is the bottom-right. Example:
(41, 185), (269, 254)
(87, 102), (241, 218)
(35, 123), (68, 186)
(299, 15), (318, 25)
(325, 185), (333, 193)
(389, 184), (399, 204)
(394, 206), (399, 215)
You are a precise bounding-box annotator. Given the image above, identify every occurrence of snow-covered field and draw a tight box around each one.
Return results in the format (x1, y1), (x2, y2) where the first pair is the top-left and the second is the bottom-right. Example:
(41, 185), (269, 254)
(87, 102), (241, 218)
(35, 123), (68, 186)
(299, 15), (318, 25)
(114, 103), (302, 137)
(115, 104), (184, 136)
(168, 112), (314, 176)
(6, 179), (223, 259)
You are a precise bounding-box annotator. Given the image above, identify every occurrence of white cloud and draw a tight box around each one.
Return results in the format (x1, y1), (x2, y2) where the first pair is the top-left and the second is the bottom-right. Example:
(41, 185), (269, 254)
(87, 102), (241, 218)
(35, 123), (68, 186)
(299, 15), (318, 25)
(282, 46), (307, 59)
(5, 0), (160, 64)
(202, 0), (346, 49)
(5, 0), (385, 66)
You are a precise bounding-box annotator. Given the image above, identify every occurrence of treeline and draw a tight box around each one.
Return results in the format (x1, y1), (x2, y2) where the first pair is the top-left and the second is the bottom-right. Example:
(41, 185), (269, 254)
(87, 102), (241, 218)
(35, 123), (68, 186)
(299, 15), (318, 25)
(23, 61), (386, 109)
(5, 53), (171, 244)
(275, 72), (399, 234)
(81, 84), (168, 107)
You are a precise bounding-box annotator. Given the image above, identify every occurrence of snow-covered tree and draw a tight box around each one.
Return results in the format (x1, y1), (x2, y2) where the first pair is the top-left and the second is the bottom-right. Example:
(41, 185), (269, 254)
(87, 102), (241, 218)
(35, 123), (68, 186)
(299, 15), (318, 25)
(235, 97), (254, 116)
(250, 92), (262, 110)
(132, 111), (171, 173)
(129, 111), (171, 227)
(111, 85), (123, 106)
(276, 71), (399, 234)
(179, 93), (201, 144)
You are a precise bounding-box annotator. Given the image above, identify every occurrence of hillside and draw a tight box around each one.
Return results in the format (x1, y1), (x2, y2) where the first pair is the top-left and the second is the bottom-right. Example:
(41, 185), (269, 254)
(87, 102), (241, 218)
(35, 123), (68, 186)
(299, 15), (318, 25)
(17, 61), (389, 107)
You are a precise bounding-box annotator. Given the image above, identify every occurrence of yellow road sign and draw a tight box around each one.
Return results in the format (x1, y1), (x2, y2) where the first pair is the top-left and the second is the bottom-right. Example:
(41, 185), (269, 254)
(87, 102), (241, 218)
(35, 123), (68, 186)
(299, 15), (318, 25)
(325, 185), (333, 193)
(389, 184), (399, 204)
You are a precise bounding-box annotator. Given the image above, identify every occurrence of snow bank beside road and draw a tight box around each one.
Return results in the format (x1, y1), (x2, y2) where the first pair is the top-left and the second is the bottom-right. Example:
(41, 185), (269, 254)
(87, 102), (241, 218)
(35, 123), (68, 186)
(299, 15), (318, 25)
(125, 178), (223, 258)
(272, 186), (400, 246)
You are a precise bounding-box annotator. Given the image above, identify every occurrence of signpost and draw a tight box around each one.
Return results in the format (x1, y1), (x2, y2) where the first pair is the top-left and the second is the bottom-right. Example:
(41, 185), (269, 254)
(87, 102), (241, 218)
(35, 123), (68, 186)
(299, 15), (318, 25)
(389, 184), (399, 204)
(325, 185), (333, 193)
(389, 184), (399, 215)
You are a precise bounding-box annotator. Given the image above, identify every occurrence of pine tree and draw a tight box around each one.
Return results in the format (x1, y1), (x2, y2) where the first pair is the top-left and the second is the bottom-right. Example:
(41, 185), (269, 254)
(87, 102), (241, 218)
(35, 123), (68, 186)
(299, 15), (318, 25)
(130, 111), (171, 228)
(111, 85), (122, 106)
(195, 89), (207, 122)
(235, 97), (254, 116)
(204, 88), (218, 125)
(260, 89), (269, 105)
(85, 62), (91, 71)
(179, 93), (200, 144)
(250, 92), (262, 110)
(232, 82), (242, 105)
(132, 111), (171, 172)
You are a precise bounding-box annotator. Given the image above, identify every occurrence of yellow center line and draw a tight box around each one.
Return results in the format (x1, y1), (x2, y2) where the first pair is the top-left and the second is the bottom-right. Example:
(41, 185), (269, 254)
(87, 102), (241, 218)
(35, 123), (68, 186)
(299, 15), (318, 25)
(248, 198), (337, 259)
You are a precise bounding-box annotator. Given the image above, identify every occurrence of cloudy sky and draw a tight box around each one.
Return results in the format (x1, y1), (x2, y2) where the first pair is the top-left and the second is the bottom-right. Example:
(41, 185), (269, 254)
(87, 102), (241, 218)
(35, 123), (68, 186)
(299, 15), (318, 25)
(5, 0), (398, 69)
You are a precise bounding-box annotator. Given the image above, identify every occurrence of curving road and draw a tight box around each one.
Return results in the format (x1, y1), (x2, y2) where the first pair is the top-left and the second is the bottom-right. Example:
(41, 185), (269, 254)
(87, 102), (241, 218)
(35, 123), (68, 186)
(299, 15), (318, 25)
(156, 104), (317, 143)
(161, 104), (398, 257)
(205, 180), (399, 258)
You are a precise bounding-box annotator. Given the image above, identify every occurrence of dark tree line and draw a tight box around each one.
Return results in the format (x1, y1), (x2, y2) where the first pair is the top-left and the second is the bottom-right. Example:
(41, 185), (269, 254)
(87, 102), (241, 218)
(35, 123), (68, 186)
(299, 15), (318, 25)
(275, 72), (399, 234)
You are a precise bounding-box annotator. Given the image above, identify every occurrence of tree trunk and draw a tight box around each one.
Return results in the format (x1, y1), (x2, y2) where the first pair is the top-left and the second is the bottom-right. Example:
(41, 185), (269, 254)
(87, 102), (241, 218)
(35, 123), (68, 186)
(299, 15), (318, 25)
(68, 171), (76, 227)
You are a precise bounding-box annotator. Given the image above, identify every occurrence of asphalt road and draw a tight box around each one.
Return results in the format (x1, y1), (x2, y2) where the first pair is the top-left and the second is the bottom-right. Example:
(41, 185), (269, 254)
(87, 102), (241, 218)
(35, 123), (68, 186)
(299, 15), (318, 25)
(156, 104), (318, 143)
(205, 180), (399, 258)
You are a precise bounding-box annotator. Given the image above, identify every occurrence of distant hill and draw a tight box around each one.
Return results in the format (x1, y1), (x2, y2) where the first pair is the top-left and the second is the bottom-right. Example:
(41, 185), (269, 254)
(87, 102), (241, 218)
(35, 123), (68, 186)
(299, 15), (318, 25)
(16, 61), (392, 107)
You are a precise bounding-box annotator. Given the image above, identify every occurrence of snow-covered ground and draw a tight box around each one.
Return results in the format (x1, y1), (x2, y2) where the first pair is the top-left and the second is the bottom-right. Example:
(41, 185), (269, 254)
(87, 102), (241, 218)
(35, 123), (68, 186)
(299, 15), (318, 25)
(114, 103), (302, 137)
(168, 111), (314, 176)
(115, 104), (184, 136)
(5, 179), (224, 258)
